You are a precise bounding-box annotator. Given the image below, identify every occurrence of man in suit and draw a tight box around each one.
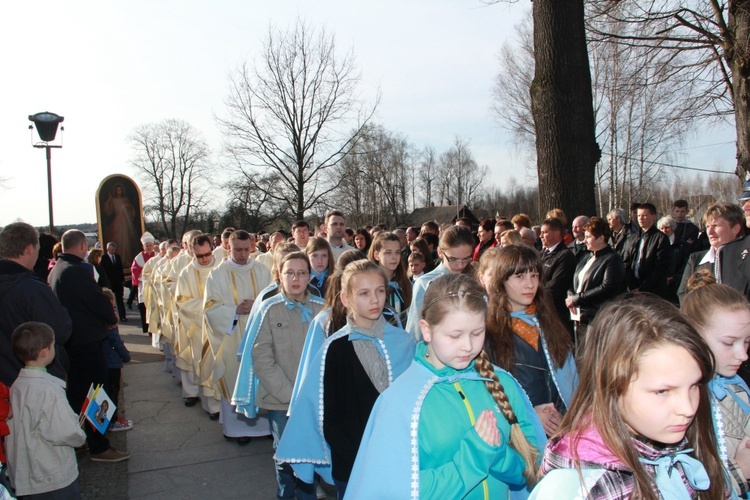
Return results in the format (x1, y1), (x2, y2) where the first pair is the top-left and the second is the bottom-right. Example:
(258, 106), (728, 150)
(100, 242), (126, 320)
(607, 208), (632, 258)
(568, 215), (590, 261)
(540, 217), (577, 335)
(623, 203), (670, 297)
(677, 202), (743, 303)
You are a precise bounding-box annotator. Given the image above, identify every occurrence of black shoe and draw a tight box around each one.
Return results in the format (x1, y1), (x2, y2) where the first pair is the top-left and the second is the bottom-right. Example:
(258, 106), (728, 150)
(120, 317), (127, 322)
(209, 412), (220, 420)
(183, 397), (199, 407)
(237, 436), (252, 445)
(128, 303), (134, 310)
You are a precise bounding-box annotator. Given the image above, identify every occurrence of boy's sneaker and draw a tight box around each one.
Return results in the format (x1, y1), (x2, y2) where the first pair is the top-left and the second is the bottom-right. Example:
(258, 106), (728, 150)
(109, 417), (133, 432)
(89, 447), (130, 463)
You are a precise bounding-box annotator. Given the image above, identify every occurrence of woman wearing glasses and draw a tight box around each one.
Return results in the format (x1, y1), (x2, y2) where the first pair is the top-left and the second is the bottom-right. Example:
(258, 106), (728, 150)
(232, 251), (325, 499)
(405, 225), (475, 340)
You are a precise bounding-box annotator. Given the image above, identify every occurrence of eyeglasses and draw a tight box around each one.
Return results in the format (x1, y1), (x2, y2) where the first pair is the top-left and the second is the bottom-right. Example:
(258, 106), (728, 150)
(444, 255), (472, 265)
(194, 252), (212, 259)
(282, 271), (310, 279)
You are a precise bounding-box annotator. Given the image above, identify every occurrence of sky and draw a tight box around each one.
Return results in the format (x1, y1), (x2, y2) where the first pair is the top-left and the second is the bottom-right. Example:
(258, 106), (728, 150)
(0, 1), (737, 228)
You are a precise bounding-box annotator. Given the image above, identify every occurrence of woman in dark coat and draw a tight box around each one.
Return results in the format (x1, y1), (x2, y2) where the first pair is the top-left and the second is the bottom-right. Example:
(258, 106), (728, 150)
(564, 216), (625, 349)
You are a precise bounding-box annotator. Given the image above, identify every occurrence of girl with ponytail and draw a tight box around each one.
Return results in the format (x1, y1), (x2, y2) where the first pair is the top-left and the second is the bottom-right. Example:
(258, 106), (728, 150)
(346, 273), (545, 499)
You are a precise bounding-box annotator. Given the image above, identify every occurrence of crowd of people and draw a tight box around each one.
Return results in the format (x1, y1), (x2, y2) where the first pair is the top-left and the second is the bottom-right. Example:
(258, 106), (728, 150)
(3, 184), (750, 498)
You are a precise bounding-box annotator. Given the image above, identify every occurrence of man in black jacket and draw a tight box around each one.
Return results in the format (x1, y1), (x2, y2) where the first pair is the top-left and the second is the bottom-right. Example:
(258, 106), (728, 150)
(100, 241), (126, 320)
(623, 203), (670, 297)
(48, 229), (129, 463)
(540, 217), (576, 335)
(0, 223), (71, 387)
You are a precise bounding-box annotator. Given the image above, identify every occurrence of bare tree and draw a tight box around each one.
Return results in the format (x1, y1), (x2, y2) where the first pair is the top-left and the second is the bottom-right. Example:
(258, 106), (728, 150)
(418, 146), (438, 207)
(586, 0), (750, 179)
(336, 124), (414, 228)
(216, 19), (378, 220)
(129, 119), (211, 238)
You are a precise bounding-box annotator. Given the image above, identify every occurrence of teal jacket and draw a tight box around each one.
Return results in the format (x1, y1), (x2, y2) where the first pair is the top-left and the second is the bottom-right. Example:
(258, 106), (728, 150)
(346, 342), (546, 499)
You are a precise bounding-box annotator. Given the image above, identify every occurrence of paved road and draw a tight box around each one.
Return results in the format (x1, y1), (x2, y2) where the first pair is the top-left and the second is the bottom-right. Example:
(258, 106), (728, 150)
(77, 321), (280, 499)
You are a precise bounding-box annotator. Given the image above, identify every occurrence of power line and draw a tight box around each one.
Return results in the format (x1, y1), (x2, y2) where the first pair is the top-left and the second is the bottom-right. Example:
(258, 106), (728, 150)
(604, 154), (736, 175)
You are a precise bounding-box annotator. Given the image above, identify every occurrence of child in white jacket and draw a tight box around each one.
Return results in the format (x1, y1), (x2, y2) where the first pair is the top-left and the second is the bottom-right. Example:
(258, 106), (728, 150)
(7, 322), (86, 498)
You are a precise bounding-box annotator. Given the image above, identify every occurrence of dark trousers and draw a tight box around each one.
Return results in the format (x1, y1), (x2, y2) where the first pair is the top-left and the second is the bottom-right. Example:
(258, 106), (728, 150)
(66, 341), (110, 455)
(108, 368), (121, 420)
(138, 302), (148, 333)
(126, 285), (137, 307)
(114, 288), (126, 320)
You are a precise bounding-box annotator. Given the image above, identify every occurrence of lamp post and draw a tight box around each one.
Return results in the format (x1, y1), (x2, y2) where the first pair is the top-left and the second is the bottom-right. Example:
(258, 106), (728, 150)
(28, 111), (64, 235)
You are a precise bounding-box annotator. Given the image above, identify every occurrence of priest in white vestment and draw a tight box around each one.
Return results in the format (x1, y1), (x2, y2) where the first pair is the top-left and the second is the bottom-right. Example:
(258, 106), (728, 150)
(204, 230), (272, 441)
(175, 234), (221, 415)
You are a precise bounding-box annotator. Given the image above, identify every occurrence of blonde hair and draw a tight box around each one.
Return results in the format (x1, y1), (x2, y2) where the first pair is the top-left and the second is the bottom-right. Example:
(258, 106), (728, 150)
(421, 273), (539, 487)
(341, 260), (387, 301)
(500, 229), (522, 246)
(324, 250), (367, 334)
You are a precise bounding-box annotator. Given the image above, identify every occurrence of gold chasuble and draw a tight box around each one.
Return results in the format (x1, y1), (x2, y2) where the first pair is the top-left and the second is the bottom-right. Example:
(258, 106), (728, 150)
(175, 257), (219, 378)
(203, 258), (271, 400)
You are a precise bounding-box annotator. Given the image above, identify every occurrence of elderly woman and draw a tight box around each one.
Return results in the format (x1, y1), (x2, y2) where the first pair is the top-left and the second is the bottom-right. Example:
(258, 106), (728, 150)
(564, 216), (625, 348)
(677, 202), (744, 303)
(657, 215), (688, 303)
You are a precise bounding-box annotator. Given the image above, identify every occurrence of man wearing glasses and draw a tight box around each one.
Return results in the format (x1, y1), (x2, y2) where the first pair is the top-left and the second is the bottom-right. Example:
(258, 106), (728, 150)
(175, 234), (221, 415)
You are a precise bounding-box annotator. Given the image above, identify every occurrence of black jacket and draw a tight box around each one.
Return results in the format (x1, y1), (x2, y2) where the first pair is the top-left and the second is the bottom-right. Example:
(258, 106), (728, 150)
(100, 252), (125, 289)
(567, 246), (625, 325)
(541, 244), (576, 330)
(677, 249), (713, 305)
(609, 225), (632, 258)
(719, 236), (750, 300)
(623, 226), (670, 297)
(0, 260), (71, 386)
(48, 253), (117, 347)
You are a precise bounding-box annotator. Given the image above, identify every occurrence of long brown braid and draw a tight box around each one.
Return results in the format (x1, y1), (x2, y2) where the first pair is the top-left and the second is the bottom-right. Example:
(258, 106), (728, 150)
(475, 349), (539, 487)
(421, 273), (540, 487)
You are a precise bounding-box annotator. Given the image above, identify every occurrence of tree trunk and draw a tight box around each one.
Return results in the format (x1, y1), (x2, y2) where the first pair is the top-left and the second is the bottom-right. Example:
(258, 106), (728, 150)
(731, 0), (750, 180)
(530, 0), (599, 218)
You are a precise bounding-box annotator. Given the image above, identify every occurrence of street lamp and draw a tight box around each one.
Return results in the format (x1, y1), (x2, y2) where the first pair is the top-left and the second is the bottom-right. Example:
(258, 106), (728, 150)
(28, 111), (64, 235)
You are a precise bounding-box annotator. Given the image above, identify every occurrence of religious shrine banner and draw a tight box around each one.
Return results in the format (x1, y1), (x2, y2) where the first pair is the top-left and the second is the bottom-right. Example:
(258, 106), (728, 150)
(95, 174), (145, 268)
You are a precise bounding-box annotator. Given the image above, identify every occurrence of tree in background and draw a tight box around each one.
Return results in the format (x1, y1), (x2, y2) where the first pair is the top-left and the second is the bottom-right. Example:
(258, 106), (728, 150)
(129, 119), (211, 239)
(587, 0), (750, 180)
(216, 19), (378, 221)
(529, 0), (600, 217)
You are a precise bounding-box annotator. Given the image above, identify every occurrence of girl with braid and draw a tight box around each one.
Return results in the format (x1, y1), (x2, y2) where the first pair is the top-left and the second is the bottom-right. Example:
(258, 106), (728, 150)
(346, 273), (545, 499)
(531, 295), (726, 499)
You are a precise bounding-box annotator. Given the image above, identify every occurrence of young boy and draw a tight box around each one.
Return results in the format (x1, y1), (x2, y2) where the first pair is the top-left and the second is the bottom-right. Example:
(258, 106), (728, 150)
(7, 322), (86, 498)
(408, 251), (426, 282)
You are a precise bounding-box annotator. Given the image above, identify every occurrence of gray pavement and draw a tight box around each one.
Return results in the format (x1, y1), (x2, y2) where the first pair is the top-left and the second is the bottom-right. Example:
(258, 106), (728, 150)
(78, 321), (279, 499)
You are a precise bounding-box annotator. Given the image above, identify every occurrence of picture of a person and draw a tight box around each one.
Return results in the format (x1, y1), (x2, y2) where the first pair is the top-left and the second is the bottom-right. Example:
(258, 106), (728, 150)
(95, 400), (109, 426)
(103, 183), (139, 264)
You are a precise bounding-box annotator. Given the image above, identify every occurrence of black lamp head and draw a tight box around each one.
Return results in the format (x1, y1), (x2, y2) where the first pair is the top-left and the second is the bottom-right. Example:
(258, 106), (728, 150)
(29, 112), (64, 142)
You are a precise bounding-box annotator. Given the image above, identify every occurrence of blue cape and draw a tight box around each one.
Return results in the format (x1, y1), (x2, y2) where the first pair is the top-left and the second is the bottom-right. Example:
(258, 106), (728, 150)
(404, 262), (449, 340)
(274, 322), (416, 484)
(345, 358), (547, 499)
(231, 292), (325, 418)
